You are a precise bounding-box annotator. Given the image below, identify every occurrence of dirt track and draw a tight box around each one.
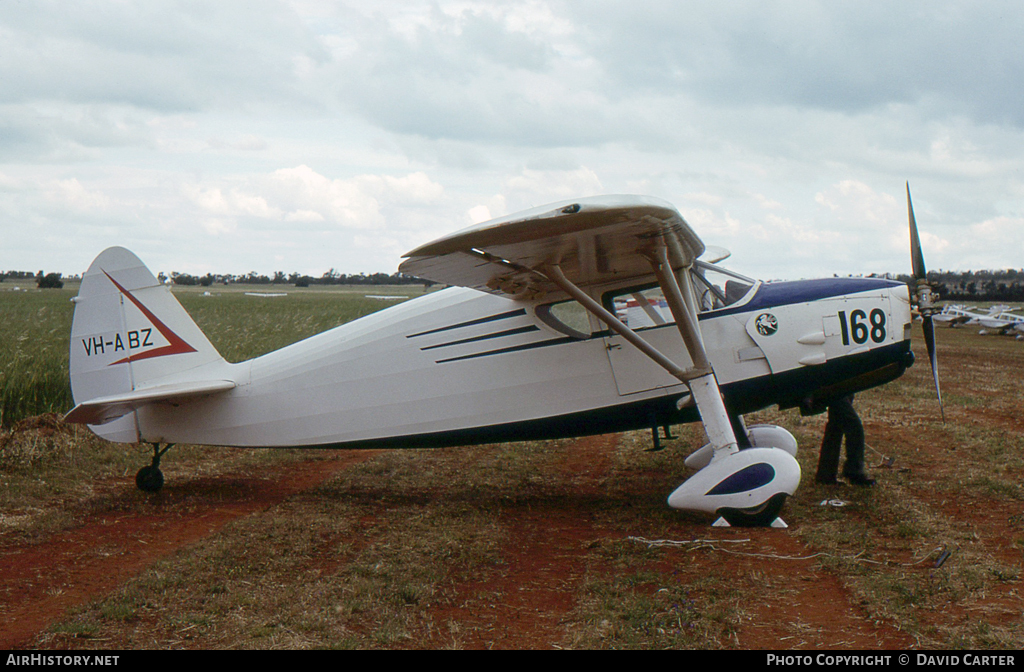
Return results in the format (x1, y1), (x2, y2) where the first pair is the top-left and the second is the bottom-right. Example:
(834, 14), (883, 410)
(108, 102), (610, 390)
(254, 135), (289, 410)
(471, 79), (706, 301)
(0, 431), (925, 650)
(0, 452), (377, 649)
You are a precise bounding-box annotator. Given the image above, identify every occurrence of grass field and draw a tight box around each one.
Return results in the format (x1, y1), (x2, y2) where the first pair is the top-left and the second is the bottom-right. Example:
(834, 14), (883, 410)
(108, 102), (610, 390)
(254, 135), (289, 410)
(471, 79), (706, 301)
(1, 285), (1022, 649)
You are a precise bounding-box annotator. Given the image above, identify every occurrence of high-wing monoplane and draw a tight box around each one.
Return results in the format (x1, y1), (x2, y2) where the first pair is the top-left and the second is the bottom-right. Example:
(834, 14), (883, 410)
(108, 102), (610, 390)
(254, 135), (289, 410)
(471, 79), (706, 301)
(65, 189), (939, 526)
(932, 304), (1024, 337)
(932, 304), (984, 327)
(976, 306), (1024, 337)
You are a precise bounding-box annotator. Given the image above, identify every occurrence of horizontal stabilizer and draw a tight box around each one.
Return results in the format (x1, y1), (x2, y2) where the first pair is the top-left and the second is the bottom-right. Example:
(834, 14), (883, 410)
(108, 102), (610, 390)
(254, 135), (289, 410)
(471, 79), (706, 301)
(64, 379), (235, 426)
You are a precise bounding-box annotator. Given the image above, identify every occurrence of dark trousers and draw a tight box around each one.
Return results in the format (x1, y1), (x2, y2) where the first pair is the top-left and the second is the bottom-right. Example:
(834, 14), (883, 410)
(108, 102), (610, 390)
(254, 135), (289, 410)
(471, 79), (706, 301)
(816, 395), (868, 482)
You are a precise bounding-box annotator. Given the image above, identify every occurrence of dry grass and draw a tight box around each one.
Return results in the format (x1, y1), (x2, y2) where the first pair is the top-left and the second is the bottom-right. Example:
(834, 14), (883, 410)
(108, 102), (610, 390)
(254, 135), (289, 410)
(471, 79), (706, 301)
(0, 287), (76, 425)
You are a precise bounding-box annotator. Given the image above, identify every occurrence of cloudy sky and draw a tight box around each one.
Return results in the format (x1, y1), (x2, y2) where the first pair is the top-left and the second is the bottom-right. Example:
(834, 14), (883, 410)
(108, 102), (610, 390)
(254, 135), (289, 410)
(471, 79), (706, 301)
(2, 1), (1023, 281)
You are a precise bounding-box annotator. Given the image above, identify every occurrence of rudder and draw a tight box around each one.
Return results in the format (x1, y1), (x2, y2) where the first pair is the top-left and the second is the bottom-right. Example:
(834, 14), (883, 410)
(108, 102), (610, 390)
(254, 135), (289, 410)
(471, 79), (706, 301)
(69, 247), (226, 440)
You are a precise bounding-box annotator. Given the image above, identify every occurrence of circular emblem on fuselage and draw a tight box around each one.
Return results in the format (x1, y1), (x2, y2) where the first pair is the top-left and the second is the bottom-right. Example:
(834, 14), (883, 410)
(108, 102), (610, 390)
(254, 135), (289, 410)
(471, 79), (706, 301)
(755, 313), (778, 336)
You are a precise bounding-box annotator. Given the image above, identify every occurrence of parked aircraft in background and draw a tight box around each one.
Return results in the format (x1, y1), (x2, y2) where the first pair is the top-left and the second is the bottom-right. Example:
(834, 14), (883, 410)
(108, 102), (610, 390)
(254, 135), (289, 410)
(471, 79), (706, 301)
(932, 304), (985, 327)
(933, 304), (1024, 338)
(976, 306), (1024, 337)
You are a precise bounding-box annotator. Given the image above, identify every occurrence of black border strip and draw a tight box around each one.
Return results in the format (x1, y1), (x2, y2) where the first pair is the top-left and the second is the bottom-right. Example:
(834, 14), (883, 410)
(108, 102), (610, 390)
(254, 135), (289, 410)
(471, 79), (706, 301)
(406, 308), (527, 338)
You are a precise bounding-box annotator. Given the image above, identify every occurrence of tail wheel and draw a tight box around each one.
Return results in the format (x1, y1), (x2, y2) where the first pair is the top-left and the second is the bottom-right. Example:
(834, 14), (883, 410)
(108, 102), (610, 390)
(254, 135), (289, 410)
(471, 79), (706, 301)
(135, 465), (164, 493)
(717, 492), (788, 527)
(135, 442), (172, 492)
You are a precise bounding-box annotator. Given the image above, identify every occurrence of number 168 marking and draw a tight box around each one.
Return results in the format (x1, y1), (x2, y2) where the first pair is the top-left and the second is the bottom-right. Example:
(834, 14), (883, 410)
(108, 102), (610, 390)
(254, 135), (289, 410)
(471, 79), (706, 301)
(838, 309), (886, 345)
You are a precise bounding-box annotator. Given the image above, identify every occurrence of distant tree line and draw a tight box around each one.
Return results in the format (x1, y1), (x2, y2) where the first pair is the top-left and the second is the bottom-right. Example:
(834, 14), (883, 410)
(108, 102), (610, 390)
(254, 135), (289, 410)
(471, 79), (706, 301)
(0, 271), (65, 289)
(7, 267), (1021, 300)
(2, 268), (433, 289)
(893, 269), (1024, 303)
(157, 269), (432, 288)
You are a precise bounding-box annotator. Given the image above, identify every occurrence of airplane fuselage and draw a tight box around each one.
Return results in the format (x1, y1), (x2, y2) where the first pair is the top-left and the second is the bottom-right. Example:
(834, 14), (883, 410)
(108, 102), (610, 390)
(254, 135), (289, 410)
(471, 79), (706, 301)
(98, 274), (914, 449)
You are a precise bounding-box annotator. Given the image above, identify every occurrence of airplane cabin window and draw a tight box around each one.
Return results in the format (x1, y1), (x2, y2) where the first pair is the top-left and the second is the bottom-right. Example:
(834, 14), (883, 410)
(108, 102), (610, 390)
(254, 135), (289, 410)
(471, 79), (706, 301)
(611, 287), (670, 328)
(536, 300), (592, 339)
(690, 262), (755, 312)
(596, 264), (757, 329)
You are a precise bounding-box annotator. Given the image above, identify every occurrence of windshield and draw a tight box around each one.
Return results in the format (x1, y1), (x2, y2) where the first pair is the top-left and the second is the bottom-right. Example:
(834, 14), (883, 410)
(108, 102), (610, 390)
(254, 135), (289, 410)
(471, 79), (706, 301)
(689, 261), (756, 312)
(600, 263), (757, 329)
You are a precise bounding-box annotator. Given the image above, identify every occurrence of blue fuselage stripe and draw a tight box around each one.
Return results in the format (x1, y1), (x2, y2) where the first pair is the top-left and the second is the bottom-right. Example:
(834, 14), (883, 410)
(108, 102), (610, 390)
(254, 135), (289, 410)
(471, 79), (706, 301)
(704, 277), (904, 319)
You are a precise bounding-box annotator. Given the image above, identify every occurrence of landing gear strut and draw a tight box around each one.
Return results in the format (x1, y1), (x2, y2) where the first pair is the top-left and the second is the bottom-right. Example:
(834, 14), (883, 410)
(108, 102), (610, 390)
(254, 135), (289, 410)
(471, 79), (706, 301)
(135, 442), (173, 493)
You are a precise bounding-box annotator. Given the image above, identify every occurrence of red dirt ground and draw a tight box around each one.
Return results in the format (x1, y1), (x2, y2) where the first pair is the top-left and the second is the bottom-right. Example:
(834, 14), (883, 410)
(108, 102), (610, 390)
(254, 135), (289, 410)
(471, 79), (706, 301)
(413, 433), (915, 649)
(0, 426), (990, 650)
(0, 451), (378, 649)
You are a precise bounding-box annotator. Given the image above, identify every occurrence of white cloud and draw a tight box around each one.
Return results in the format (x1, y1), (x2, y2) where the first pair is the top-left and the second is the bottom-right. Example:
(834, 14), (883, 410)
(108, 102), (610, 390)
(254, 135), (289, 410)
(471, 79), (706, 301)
(961, 216), (1024, 269)
(201, 218), (237, 236)
(467, 204), (491, 224)
(814, 180), (900, 229)
(503, 167), (604, 209)
(754, 194), (782, 210)
(683, 192), (725, 208)
(267, 165), (381, 228)
(263, 165), (444, 228)
(284, 209), (325, 223)
(184, 185), (278, 219)
(380, 172), (444, 203)
(46, 178), (111, 212)
(0, 171), (22, 191)
(207, 135), (269, 152)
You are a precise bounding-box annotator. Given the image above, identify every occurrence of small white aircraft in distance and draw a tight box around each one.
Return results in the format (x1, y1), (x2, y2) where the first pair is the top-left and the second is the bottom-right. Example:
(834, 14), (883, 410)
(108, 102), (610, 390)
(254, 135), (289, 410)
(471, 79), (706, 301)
(65, 187), (940, 527)
(933, 304), (1024, 337)
(975, 306), (1024, 337)
(932, 304), (984, 327)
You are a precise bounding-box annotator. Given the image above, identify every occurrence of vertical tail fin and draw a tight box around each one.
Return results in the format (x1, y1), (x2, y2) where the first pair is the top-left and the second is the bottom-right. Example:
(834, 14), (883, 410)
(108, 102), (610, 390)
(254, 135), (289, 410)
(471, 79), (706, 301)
(68, 247), (228, 439)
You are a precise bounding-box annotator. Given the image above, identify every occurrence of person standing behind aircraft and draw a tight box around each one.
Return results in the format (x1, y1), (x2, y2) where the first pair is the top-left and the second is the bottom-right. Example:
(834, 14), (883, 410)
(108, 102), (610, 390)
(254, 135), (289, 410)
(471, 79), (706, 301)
(815, 395), (875, 486)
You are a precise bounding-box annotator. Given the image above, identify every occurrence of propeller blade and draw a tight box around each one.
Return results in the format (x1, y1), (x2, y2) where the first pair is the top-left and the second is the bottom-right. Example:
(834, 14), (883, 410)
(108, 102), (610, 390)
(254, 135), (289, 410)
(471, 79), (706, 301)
(907, 182), (944, 421)
(907, 182), (927, 279)
(922, 314), (945, 422)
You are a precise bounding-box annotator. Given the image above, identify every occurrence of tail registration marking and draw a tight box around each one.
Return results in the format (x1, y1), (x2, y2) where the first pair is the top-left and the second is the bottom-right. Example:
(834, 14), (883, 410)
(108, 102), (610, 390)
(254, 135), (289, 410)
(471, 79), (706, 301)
(81, 328), (154, 357)
(84, 271), (198, 365)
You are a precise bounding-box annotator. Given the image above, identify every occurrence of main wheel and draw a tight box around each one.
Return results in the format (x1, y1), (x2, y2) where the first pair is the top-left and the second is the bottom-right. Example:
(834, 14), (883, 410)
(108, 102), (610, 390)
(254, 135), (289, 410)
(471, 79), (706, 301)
(135, 465), (164, 493)
(716, 492), (787, 527)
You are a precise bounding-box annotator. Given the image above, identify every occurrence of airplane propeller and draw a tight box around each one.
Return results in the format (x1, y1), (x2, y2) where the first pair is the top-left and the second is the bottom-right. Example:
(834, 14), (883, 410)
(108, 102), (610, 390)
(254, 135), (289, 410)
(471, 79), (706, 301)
(906, 182), (945, 421)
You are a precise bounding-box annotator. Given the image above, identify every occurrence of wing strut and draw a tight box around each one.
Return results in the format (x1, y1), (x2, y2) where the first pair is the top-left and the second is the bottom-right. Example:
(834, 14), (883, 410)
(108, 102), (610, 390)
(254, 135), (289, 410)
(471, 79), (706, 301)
(544, 249), (740, 459)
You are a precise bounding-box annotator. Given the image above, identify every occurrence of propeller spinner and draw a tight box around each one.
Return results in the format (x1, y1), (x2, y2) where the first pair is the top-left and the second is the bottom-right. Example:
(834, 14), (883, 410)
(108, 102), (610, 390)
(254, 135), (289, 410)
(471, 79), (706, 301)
(907, 182), (944, 421)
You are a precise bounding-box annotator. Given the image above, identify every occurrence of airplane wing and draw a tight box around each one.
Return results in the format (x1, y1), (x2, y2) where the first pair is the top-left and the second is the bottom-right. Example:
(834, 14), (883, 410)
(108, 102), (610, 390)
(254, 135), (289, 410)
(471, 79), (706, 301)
(401, 195), (745, 461)
(64, 379), (235, 426)
(980, 309), (1024, 333)
(399, 195), (704, 300)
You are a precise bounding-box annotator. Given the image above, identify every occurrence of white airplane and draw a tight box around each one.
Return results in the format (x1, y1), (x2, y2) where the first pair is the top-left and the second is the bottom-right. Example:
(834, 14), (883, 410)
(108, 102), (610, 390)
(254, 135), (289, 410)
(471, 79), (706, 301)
(932, 304), (984, 327)
(976, 306), (1024, 336)
(65, 191), (939, 527)
(932, 303), (1016, 327)
(932, 303), (1024, 337)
